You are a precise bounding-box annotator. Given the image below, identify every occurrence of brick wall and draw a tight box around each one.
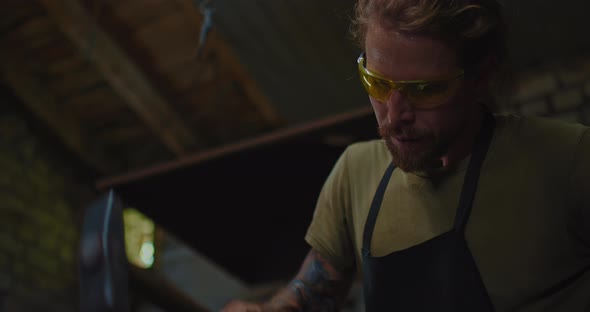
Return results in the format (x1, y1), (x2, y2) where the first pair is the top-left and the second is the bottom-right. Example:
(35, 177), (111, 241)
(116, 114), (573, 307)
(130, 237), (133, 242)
(502, 53), (590, 124)
(0, 88), (96, 311)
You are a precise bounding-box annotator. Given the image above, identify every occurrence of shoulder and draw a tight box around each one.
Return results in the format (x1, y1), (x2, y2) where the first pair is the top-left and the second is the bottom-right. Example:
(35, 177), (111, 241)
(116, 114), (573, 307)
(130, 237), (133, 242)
(344, 139), (390, 163)
(343, 139), (390, 170)
(496, 114), (587, 140)
(491, 114), (589, 181)
(320, 139), (388, 189)
(495, 114), (588, 152)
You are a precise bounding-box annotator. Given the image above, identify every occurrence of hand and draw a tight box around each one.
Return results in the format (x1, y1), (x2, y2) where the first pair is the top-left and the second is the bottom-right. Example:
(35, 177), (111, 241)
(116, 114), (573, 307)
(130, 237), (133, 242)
(220, 300), (265, 312)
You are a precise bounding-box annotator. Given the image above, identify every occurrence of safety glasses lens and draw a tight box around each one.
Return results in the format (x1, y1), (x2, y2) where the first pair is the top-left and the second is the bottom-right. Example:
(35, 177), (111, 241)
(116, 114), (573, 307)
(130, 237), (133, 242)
(360, 71), (392, 101)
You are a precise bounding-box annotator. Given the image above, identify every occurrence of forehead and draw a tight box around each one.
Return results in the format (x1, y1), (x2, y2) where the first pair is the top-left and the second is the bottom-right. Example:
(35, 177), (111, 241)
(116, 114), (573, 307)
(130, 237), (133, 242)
(364, 21), (460, 79)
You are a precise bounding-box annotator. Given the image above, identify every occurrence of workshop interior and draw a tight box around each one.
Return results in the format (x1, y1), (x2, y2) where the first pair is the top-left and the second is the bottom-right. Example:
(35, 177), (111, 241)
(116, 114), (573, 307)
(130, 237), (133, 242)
(1, 0), (589, 311)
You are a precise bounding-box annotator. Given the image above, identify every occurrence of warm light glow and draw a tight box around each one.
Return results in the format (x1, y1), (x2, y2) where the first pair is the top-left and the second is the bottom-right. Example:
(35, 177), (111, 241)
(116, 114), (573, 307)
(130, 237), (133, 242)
(123, 208), (156, 268)
(139, 241), (155, 267)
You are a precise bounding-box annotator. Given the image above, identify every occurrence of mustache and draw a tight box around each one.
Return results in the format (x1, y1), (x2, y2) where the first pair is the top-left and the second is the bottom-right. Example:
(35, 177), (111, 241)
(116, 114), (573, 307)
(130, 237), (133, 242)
(378, 123), (428, 139)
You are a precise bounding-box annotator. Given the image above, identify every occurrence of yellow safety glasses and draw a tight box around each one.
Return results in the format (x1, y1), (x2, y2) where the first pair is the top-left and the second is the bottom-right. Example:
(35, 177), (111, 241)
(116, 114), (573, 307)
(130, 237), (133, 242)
(357, 52), (465, 109)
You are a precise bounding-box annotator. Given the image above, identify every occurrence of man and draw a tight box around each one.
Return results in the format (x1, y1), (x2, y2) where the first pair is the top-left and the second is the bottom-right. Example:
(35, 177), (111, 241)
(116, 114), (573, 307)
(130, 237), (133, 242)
(222, 0), (590, 311)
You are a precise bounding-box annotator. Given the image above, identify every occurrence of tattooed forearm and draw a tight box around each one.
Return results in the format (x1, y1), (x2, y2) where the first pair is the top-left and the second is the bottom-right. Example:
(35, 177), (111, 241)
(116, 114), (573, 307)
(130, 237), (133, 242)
(289, 279), (340, 311)
(265, 249), (353, 312)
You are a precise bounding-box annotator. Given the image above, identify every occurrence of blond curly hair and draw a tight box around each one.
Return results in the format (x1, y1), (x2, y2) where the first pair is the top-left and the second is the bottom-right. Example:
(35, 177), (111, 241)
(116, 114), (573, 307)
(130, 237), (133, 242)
(351, 0), (507, 70)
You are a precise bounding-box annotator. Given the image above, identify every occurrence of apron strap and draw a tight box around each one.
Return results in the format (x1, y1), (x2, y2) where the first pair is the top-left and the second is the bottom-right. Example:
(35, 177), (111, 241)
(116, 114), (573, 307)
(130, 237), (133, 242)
(453, 112), (496, 232)
(362, 162), (396, 255)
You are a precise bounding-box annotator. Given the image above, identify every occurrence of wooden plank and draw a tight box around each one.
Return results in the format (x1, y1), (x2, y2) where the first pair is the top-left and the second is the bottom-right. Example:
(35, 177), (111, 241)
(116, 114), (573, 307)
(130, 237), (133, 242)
(204, 0), (342, 124)
(45, 53), (86, 77)
(0, 2), (44, 33)
(110, 0), (176, 30)
(64, 86), (125, 120)
(165, 60), (227, 93)
(47, 65), (104, 98)
(95, 124), (147, 145)
(39, 0), (200, 156)
(134, 11), (199, 71)
(9, 14), (54, 43)
(173, 0), (283, 127)
(0, 48), (115, 174)
(200, 0), (368, 124)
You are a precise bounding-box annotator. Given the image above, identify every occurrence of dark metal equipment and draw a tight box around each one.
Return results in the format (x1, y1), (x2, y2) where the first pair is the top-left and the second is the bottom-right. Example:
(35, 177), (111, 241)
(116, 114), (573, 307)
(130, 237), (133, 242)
(79, 189), (129, 312)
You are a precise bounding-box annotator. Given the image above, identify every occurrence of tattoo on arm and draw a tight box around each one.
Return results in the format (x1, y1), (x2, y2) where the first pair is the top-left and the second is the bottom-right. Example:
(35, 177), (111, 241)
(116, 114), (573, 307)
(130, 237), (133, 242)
(266, 249), (353, 312)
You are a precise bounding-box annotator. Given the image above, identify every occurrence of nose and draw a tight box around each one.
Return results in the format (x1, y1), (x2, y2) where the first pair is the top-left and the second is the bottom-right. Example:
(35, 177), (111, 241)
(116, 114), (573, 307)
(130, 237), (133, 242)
(385, 89), (415, 125)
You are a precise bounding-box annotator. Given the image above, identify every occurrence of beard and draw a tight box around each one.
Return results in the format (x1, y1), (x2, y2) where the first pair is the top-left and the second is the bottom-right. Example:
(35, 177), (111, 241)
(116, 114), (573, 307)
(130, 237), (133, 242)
(379, 123), (452, 173)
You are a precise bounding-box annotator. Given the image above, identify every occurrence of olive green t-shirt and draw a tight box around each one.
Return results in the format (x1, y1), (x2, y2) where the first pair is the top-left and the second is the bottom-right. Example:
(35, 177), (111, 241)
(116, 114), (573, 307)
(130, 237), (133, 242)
(305, 115), (590, 311)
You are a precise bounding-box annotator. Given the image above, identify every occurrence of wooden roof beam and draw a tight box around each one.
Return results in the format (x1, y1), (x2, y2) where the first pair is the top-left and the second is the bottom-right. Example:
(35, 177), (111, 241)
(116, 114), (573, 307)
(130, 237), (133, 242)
(96, 106), (373, 190)
(0, 49), (115, 175)
(38, 0), (199, 156)
(174, 0), (283, 128)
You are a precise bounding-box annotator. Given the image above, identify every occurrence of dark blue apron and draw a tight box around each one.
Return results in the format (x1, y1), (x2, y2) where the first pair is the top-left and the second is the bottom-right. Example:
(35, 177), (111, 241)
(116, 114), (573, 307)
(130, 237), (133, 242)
(362, 113), (496, 312)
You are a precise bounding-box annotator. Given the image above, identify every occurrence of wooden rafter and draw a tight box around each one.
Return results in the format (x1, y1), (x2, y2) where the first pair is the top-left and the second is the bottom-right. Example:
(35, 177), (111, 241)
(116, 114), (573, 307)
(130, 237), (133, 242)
(174, 0), (283, 127)
(38, 0), (199, 156)
(0, 49), (115, 174)
(96, 106), (373, 190)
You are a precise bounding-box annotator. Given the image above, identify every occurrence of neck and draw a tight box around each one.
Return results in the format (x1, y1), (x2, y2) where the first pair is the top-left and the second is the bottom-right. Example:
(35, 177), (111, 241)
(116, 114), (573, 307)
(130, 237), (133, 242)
(438, 107), (486, 168)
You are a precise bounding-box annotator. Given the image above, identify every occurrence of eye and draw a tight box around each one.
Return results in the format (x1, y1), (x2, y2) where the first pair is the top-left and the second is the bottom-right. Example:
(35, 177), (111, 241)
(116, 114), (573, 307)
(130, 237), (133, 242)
(415, 83), (447, 95)
(372, 78), (391, 89)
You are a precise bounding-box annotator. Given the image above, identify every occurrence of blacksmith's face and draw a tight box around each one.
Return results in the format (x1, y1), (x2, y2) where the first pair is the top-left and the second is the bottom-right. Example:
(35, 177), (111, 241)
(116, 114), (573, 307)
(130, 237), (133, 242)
(364, 20), (476, 172)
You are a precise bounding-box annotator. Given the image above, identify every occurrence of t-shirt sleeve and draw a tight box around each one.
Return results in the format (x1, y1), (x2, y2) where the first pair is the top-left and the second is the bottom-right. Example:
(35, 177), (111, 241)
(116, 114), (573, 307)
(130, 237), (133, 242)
(569, 127), (590, 247)
(305, 146), (356, 272)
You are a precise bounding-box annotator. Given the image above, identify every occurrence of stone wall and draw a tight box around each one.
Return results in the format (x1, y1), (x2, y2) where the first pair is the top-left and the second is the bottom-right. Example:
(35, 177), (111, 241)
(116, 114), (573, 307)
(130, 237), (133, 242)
(0, 86), (96, 312)
(502, 53), (590, 124)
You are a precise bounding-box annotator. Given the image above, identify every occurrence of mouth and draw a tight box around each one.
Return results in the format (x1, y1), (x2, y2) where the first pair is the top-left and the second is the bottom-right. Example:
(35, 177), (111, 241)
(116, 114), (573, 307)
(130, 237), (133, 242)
(395, 136), (420, 141)
(391, 136), (424, 148)
(394, 136), (422, 142)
